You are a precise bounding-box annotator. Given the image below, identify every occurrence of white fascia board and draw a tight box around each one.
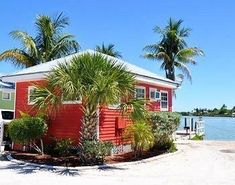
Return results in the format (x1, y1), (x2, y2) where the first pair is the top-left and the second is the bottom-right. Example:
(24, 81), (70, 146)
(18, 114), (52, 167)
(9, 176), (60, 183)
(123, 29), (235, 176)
(135, 75), (179, 89)
(1, 72), (48, 82)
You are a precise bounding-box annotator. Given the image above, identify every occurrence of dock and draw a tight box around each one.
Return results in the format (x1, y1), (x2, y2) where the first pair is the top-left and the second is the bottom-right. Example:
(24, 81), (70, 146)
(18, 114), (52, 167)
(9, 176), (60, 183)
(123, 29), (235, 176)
(175, 117), (205, 140)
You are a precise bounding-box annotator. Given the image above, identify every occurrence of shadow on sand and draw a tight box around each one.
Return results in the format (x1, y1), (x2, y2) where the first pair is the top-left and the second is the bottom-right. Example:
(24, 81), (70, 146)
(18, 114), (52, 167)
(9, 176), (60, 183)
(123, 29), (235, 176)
(0, 160), (127, 176)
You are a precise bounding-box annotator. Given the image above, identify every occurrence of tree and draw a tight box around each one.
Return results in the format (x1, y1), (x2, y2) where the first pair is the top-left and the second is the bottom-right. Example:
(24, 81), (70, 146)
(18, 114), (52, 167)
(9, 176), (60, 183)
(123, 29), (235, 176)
(0, 13), (79, 68)
(31, 53), (136, 143)
(144, 18), (203, 81)
(8, 115), (48, 154)
(95, 43), (122, 58)
(124, 121), (154, 157)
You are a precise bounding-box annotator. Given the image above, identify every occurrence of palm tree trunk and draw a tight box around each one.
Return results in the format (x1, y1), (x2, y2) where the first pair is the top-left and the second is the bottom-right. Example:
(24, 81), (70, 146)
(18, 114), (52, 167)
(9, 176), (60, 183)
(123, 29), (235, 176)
(80, 106), (98, 143)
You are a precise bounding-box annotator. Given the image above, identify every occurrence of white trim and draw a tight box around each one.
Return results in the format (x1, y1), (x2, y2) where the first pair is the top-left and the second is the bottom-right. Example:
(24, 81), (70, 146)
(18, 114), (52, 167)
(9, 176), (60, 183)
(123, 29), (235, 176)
(62, 100), (82, 105)
(13, 83), (17, 119)
(28, 86), (36, 105)
(149, 88), (161, 101)
(96, 107), (99, 140)
(135, 86), (146, 99)
(2, 91), (11, 101)
(160, 91), (168, 111)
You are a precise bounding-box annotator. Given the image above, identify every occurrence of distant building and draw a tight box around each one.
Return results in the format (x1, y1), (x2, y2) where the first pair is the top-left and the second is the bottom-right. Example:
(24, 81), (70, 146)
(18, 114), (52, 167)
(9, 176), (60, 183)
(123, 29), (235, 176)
(0, 79), (15, 110)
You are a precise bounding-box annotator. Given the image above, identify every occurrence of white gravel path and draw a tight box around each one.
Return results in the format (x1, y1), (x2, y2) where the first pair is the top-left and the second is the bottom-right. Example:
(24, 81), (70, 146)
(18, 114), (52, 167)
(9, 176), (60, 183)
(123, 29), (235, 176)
(1, 141), (235, 185)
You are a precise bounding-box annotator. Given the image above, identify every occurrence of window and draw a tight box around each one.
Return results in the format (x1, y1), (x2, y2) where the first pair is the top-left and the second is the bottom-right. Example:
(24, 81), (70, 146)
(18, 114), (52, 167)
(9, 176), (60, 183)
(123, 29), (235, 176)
(149, 88), (160, 101)
(135, 87), (146, 99)
(160, 91), (168, 111)
(1, 111), (14, 120)
(62, 95), (81, 104)
(2, 92), (11, 100)
(28, 86), (37, 105)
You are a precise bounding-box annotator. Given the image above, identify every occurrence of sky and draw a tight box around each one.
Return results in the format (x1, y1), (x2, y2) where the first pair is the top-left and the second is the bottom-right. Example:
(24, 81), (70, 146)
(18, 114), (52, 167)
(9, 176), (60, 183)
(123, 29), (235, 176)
(0, 0), (234, 111)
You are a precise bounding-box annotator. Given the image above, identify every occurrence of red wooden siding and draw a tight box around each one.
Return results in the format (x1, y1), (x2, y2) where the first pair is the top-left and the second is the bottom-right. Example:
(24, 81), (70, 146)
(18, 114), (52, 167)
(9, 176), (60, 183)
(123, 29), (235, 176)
(99, 107), (130, 145)
(99, 83), (173, 143)
(14, 80), (173, 146)
(15, 80), (83, 143)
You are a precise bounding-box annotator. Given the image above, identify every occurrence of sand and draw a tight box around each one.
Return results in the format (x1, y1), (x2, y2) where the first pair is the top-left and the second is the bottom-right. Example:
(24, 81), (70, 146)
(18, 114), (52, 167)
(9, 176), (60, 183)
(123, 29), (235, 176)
(0, 140), (235, 185)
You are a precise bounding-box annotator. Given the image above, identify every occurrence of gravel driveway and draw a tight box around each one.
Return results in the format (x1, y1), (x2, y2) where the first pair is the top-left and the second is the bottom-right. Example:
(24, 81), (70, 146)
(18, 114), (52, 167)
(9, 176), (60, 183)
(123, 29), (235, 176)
(0, 141), (235, 185)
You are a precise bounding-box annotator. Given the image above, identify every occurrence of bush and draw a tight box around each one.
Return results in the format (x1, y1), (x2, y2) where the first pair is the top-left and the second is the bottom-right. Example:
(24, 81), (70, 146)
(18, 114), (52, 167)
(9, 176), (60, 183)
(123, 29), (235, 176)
(79, 140), (113, 165)
(124, 121), (154, 157)
(55, 138), (74, 156)
(8, 116), (48, 154)
(150, 112), (180, 150)
(191, 134), (204, 140)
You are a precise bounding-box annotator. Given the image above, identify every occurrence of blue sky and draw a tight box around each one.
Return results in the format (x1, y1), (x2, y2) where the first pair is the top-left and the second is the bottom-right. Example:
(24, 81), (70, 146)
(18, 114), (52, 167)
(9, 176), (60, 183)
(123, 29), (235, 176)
(0, 0), (234, 111)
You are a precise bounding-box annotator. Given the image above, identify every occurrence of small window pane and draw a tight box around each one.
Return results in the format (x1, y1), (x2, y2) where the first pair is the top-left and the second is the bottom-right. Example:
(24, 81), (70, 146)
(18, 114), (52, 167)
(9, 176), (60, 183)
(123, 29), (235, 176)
(2, 92), (10, 100)
(161, 92), (168, 110)
(155, 91), (160, 99)
(150, 91), (155, 99)
(28, 87), (36, 104)
(135, 88), (145, 99)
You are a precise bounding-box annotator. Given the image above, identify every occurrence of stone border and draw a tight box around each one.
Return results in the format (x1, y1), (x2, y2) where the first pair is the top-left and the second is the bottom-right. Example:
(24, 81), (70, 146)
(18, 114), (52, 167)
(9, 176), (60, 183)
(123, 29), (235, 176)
(5, 150), (181, 171)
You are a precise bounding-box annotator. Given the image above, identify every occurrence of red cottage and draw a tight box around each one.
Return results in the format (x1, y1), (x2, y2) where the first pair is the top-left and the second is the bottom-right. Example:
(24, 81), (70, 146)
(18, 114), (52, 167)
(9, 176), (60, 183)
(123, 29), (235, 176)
(2, 50), (180, 153)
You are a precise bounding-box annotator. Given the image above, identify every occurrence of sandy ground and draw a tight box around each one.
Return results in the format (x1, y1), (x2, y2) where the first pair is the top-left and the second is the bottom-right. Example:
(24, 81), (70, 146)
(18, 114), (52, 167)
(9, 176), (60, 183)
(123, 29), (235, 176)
(0, 141), (235, 185)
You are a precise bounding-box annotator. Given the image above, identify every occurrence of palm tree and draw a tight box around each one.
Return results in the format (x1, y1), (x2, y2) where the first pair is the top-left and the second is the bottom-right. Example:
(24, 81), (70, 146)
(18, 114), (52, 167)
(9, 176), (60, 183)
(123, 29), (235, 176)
(144, 18), (203, 81)
(0, 13), (79, 68)
(95, 43), (122, 58)
(32, 53), (135, 142)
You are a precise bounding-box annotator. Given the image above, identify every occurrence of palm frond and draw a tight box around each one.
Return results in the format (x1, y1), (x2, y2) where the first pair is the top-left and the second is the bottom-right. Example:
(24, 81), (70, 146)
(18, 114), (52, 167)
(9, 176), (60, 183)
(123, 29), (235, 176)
(174, 61), (192, 82)
(0, 49), (37, 67)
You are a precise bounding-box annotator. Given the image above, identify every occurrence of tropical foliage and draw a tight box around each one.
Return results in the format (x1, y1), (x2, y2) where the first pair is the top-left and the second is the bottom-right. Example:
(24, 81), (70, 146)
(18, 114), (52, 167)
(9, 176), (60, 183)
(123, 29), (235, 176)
(181, 104), (235, 117)
(95, 43), (122, 58)
(8, 115), (48, 154)
(150, 112), (180, 150)
(79, 140), (113, 165)
(31, 53), (135, 143)
(0, 13), (79, 68)
(124, 121), (154, 157)
(144, 18), (203, 81)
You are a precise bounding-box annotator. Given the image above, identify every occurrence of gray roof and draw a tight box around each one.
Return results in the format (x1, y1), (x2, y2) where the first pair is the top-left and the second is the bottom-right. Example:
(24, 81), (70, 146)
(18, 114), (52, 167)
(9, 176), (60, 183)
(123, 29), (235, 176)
(1, 50), (180, 88)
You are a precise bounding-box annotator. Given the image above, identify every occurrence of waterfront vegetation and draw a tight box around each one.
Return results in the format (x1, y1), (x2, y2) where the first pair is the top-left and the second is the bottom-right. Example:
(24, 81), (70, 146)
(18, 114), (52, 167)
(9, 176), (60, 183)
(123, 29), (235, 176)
(0, 13), (79, 68)
(180, 104), (235, 117)
(143, 18), (203, 82)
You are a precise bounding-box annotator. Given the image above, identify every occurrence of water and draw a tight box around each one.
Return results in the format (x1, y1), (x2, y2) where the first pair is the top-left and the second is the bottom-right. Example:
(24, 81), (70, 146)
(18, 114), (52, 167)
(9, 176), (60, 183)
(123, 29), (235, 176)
(180, 116), (235, 140)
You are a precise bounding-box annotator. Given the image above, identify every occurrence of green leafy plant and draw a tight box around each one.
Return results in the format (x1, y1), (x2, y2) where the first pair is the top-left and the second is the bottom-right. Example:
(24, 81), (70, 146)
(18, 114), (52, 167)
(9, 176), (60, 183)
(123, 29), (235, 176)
(8, 116), (48, 154)
(191, 134), (204, 141)
(79, 140), (113, 165)
(55, 138), (74, 156)
(124, 121), (154, 157)
(150, 112), (180, 150)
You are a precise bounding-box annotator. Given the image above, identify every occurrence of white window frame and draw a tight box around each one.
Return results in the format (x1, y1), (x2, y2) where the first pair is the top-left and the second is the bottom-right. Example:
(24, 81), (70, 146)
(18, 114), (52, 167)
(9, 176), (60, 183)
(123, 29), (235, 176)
(160, 91), (168, 111)
(62, 99), (82, 105)
(135, 86), (146, 99)
(28, 86), (37, 105)
(149, 88), (161, 101)
(2, 91), (11, 101)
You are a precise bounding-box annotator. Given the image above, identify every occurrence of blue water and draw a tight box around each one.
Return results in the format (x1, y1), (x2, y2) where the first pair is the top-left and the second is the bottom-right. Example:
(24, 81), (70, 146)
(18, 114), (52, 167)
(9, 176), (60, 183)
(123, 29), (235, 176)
(180, 116), (235, 140)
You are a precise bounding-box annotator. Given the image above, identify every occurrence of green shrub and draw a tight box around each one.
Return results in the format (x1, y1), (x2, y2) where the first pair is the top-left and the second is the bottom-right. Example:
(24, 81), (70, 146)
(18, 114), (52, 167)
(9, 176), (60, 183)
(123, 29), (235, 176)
(79, 140), (113, 165)
(150, 112), (180, 150)
(8, 116), (48, 154)
(55, 138), (74, 156)
(124, 121), (154, 157)
(191, 134), (204, 140)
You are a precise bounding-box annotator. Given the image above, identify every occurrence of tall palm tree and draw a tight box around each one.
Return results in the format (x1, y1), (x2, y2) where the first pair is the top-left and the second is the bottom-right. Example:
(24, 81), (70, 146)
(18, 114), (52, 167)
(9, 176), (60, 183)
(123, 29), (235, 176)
(95, 43), (122, 58)
(0, 13), (79, 68)
(32, 53), (135, 142)
(144, 18), (203, 81)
